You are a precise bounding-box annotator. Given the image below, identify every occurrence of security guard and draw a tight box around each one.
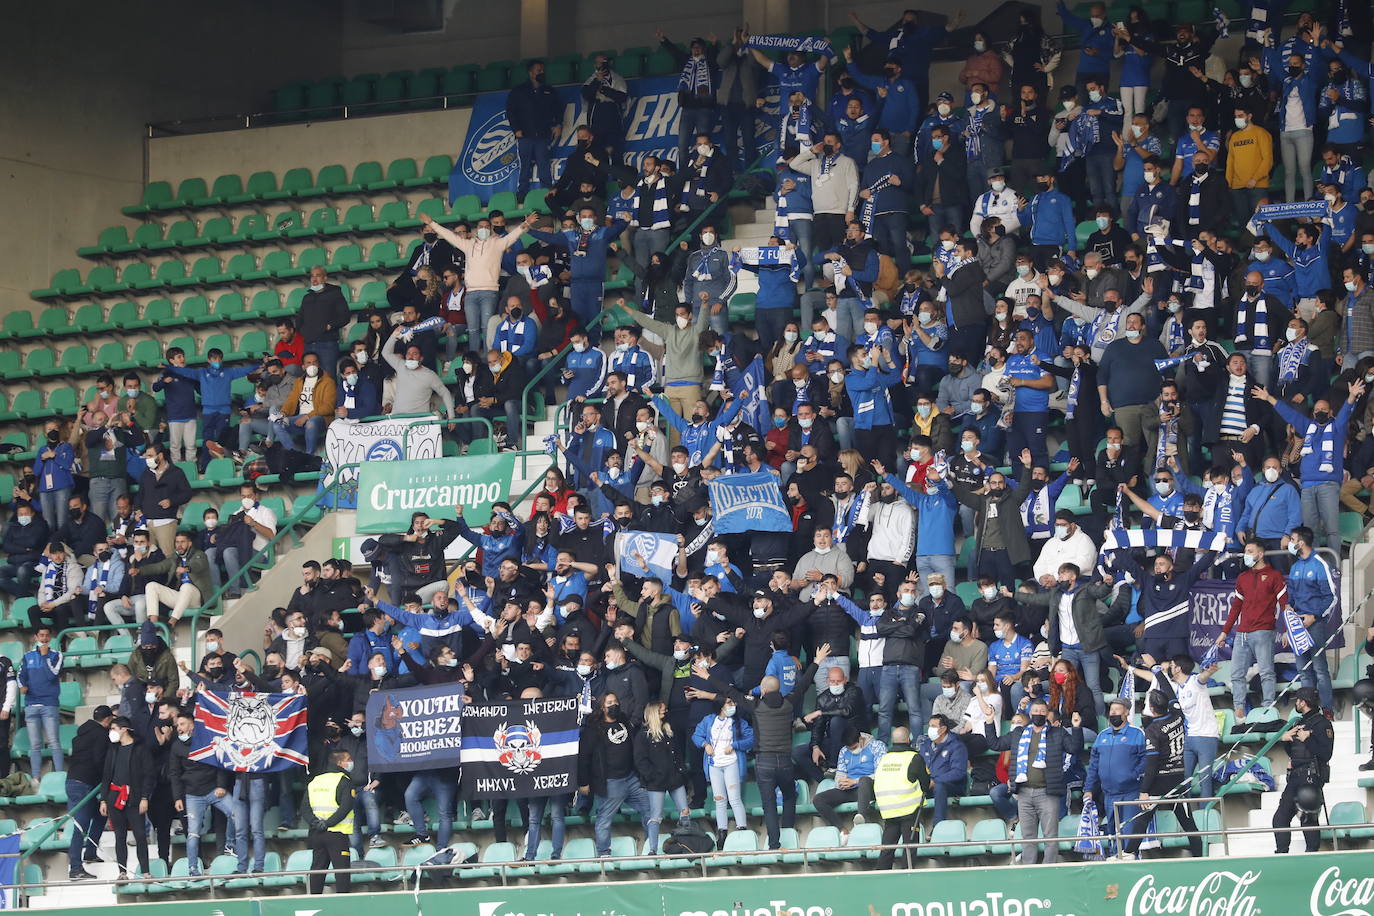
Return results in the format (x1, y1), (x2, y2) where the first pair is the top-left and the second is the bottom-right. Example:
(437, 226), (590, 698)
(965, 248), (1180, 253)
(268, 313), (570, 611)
(302, 749), (356, 894)
(873, 726), (930, 870)
(1272, 687), (1334, 853)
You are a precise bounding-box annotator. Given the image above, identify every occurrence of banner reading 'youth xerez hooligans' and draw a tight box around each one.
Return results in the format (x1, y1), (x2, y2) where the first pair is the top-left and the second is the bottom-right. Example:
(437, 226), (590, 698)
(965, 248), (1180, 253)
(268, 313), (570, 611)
(318, 416), (443, 509)
(365, 685), (463, 773)
(355, 453), (515, 533)
(459, 697), (580, 799)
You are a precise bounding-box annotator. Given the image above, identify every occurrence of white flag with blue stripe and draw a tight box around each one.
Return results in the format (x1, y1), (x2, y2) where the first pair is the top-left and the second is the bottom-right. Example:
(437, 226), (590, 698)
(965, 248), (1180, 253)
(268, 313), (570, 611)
(1283, 606), (1315, 655)
(615, 531), (679, 584)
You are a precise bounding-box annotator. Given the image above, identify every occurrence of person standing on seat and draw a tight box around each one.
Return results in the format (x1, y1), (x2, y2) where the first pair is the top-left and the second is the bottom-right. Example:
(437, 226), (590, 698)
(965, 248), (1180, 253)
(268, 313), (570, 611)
(506, 60), (563, 209)
(302, 749), (356, 895)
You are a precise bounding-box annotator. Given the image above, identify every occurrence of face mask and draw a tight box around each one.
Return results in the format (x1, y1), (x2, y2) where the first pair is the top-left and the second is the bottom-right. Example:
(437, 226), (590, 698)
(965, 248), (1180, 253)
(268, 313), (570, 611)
(1182, 509), (1202, 523)
(176, 732), (191, 743)
(1243, 553), (1258, 568)
(673, 649), (689, 662)
(829, 371), (844, 384)
(723, 706), (736, 718)
(1363, 244), (1374, 256)
(17, 516), (31, 527)
(1264, 467), (1280, 483)
(1088, 89), (1102, 103)
(1239, 74), (1254, 88)
(870, 141), (883, 154)
(202, 516), (219, 530)
(1325, 193), (1337, 204)
(926, 727), (941, 742)
(1167, 299), (1182, 313)
(1055, 525), (1070, 541)
(864, 321), (880, 335)
(1124, 328), (1141, 341)
(705, 549), (719, 566)
(937, 103), (952, 117)
(1085, 268), (1100, 280)
(991, 179), (1005, 192)
(1047, 273), (1061, 286)
(576, 664), (592, 677)
(1233, 116), (1249, 129)
(753, 608), (766, 620)
(1154, 480), (1172, 496)
(1108, 714), (1125, 728)
(901, 591), (919, 606)
(109, 730), (121, 744)
(1143, 172), (1158, 186)
(1030, 714), (1047, 728)
(1130, 124), (1144, 139)
(404, 359), (420, 371)
(476, 227), (492, 241)
(205, 640), (220, 655)
(700, 231), (717, 246)
(772, 416), (787, 430)
(917, 403), (933, 419)
(1347, 281), (1360, 293)
(918, 312), (934, 326)
(1093, 216), (1113, 232)
(144, 690), (158, 704)
(932, 137), (945, 152)
(948, 629), (962, 644)
(972, 41), (985, 53)
(307, 282), (326, 293)
(1287, 65), (1303, 78)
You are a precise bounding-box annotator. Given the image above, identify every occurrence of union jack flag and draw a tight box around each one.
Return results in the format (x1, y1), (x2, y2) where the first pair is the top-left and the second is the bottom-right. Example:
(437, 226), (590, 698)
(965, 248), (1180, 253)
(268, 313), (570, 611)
(189, 685), (309, 772)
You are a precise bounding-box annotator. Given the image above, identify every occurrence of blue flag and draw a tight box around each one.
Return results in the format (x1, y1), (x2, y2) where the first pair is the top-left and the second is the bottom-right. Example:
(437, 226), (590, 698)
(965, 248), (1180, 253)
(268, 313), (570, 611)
(709, 470), (792, 534)
(730, 355), (772, 435)
(1075, 796), (1104, 858)
(615, 531), (679, 583)
(190, 685), (309, 772)
(1283, 606), (1316, 655)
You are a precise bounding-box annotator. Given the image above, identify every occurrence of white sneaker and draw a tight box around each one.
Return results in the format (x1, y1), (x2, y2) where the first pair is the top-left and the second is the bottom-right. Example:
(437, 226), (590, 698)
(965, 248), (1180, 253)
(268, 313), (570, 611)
(852, 813), (866, 827)
(394, 812), (412, 827)
(839, 830), (850, 845)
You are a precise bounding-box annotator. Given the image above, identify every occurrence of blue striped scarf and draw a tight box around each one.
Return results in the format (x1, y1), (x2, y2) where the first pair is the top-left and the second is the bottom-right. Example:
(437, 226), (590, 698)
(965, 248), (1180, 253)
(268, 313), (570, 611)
(1299, 414), (1338, 473)
(833, 489), (868, 543)
(791, 380), (810, 412)
(1164, 318), (1186, 356)
(632, 178), (671, 230)
(859, 176), (892, 234)
(1213, 7), (1230, 38)
(1235, 295), (1271, 353)
(87, 559), (113, 617)
(1284, 605), (1315, 654)
(1155, 407), (1178, 469)
(1187, 174), (1206, 227)
(966, 104), (991, 160)
(1277, 341), (1309, 384)
(680, 55), (712, 95)
(1014, 724), (1048, 783)
(1066, 365), (1081, 419)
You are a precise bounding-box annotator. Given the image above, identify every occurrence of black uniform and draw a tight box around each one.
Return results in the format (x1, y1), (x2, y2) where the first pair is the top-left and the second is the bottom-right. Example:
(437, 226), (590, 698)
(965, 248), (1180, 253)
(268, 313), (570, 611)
(1272, 706), (1334, 853)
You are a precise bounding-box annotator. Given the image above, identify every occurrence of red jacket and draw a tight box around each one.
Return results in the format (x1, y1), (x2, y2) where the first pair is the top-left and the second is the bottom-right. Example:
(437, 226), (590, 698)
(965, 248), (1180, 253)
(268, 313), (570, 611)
(274, 333), (304, 367)
(1223, 565), (1286, 634)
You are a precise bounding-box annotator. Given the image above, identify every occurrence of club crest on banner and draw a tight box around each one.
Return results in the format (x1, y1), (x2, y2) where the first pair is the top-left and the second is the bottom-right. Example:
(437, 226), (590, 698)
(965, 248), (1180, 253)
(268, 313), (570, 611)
(190, 686), (308, 773)
(364, 438), (404, 462)
(462, 110), (520, 188)
(494, 721), (543, 774)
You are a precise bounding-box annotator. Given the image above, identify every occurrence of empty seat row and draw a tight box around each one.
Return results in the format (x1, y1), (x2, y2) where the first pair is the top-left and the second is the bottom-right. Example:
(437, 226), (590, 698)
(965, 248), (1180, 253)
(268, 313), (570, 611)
(0, 329), (270, 386)
(121, 157), (453, 218)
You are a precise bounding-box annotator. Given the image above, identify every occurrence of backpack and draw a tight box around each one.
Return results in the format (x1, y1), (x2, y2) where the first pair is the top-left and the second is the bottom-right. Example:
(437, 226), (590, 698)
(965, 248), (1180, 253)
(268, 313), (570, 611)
(661, 821), (715, 859)
(0, 772), (34, 798)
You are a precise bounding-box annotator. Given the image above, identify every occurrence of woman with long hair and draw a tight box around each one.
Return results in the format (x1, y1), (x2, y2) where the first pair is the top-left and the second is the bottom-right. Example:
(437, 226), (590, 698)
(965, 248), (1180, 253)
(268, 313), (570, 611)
(634, 701), (691, 844)
(534, 466), (573, 517)
(361, 310), (394, 378)
(691, 695), (754, 846)
(1047, 657), (1097, 725)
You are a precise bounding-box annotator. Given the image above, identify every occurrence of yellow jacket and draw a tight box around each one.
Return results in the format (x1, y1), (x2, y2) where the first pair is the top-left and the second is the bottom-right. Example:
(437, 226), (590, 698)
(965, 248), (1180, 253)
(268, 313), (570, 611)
(1226, 125), (1273, 190)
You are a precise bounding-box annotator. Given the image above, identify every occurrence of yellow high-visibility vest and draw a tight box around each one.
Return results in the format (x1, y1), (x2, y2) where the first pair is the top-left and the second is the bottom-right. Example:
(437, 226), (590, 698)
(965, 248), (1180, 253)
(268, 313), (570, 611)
(307, 771), (355, 835)
(873, 750), (925, 818)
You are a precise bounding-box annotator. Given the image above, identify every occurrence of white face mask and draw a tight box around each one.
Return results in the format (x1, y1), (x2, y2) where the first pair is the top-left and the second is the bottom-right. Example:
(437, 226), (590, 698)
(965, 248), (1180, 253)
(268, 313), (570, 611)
(206, 640), (220, 654)
(476, 227), (492, 241)
(342, 374), (357, 387)
(309, 284), (324, 293)
(1124, 328), (1141, 341)
(829, 683), (844, 695)
(1143, 172), (1158, 185)
(1055, 525), (1070, 540)
(705, 549), (719, 566)
(753, 608), (766, 620)
(970, 91), (983, 104)
(371, 665), (387, 678)
(1085, 268), (1100, 279)
(1154, 480), (1172, 495)
(864, 321), (879, 334)
(205, 518), (218, 529)
(354, 351), (368, 365)
(1240, 74), (1254, 87)
(937, 103), (952, 117)
(1325, 194), (1337, 204)
(1234, 116), (1248, 129)
(993, 627), (1006, 640)
(145, 690), (158, 704)
(696, 144), (711, 157)
(304, 365), (318, 378)
(1131, 124), (1144, 138)
(1264, 467), (1280, 483)
(982, 586), (998, 601)
(676, 316), (690, 329)
(990, 179), (1005, 192)
(829, 371), (844, 384)
(929, 585), (945, 599)
(1243, 553), (1258, 568)
(404, 359), (420, 370)
(672, 461), (688, 474)
(941, 686), (956, 698)
(576, 664), (592, 676)
(1286, 328), (1300, 342)
(146, 456), (159, 469)
(701, 232), (716, 246)
(927, 727), (942, 742)
(109, 730), (121, 744)
(784, 330), (798, 343)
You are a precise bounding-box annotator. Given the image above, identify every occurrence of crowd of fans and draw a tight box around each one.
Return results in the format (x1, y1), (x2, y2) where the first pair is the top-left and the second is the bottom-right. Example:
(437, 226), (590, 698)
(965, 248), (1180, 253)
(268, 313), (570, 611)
(3, 0), (1374, 891)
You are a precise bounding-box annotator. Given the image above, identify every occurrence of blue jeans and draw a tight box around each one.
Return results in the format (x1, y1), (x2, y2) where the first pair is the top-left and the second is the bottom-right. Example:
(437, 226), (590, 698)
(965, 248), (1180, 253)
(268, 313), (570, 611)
(1300, 481), (1341, 556)
(646, 786), (688, 854)
(275, 415), (327, 452)
(88, 478), (126, 529)
(990, 782), (1018, 821)
(25, 704), (63, 774)
(1229, 629), (1276, 709)
(524, 793), (570, 859)
(858, 666), (882, 710)
(1008, 411), (1049, 471)
(516, 136), (554, 197)
(1103, 790), (1141, 853)
(1296, 616), (1334, 710)
(678, 107), (716, 166)
(466, 290), (499, 351)
(924, 205), (963, 244)
(914, 555), (956, 600)
(65, 778), (103, 873)
(569, 278), (604, 325)
(1183, 735), (1220, 799)
(789, 218), (816, 287)
(405, 772), (456, 846)
(237, 417), (275, 451)
(755, 308), (791, 354)
(721, 102), (758, 168)
(871, 212), (909, 262)
(39, 489), (71, 532)
(595, 775), (652, 856)
(185, 789), (238, 873)
(234, 777), (266, 872)
(835, 417), (855, 451)
(632, 228), (671, 275)
(353, 786), (380, 847)
(1085, 153), (1116, 208)
(1242, 351), (1273, 389)
(931, 778), (965, 823)
(834, 296), (866, 345)
(1061, 646), (1106, 716)
(207, 545), (245, 597)
(878, 664), (923, 742)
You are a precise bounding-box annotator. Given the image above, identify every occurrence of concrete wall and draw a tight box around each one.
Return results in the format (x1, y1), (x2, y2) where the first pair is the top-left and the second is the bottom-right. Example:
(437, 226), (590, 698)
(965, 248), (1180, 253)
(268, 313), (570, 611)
(146, 109), (472, 189)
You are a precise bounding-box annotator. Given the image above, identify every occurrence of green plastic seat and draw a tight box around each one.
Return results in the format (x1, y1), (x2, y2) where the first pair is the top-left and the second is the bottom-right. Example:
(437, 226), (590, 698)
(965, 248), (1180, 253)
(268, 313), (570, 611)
(1, 391), (40, 421)
(410, 197), (447, 227)
(86, 264), (121, 293)
(0, 311), (35, 339)
(305, 78), (344, 118)
(242, 170), (277, 200)
(94, 342), (127, 372)
(355, 280), (388, 307)
(289, 206), (338, 238)
(364, 239), (401, 269)
(30, 267), (82, 299)
(21, 347), (56, 377)
(213, 292), (247, 322)
(449, 194), (482, 220)
(341, 74), (378, 109)
(374, 200), (410, 228)
(407, 155), (453, 188)
(262, 167), (313, 200)
(444, 65), (478, 103)
(163, 219), (199, 250)
(122, 181), (172, 216)
(50, 345), (92, 376)
(337, 203), (378, 233)
(312, 164), (348, 194)
(405, 69), (443, 110)
(45, 388), (78, 417)
(196, 216), (234, 245)
(926, 818), (969, 856)
(353, 161), (385, 191)
(475, 60), (514, 92)
(231, 329), (269, 361)
(141, 298), (175, 326)
(375, 157), (417, 189)
(247, 290), (282, 317)
(158, 177), (208, 210)
(293, 247), (327, 276)
(971, 818), (1014, 855)
(129, 339), (165, 368)
(154, 259), (189, 288)
(196, 173), (243, 206)
(330, 244), (364, 271)
(487, 190), (520, 216)
(223, 253), (256, 280)
(105, 300), (142, 329)
(35, 306), (70, 335)
(134, 222), (169, 251)
(244, 250), (291, 281)
(79, 225), (129, 258)
(121, 261), (156, 292)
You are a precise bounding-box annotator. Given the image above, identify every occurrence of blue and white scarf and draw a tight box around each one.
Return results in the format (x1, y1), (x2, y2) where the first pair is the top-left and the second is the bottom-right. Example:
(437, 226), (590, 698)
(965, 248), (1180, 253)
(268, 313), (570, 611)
(1254, 200), (1330, 222)
(732, 246), (802, 283)
(1014, 724), (1048, 783)
(632, 177), (671, 230)
(1119, 666), (1136, 704)
(1103, 527), (1228, 553)
(773, 191), (792, 240)
(1299, 416), (1338, 473)
(87, 559), (113, 617)
(1187, 173), (1207, 227)
(1164, 318), (1186, 357)
(679, 55), (712, 96)
(1284, 605), (1316, 655)
(39, 557), (61, 603)
(966, 104), (992, 160)
(1201, 642), (1221, 669)
(833, 489), (868, 543)
(1336, 0), (1353, 37)
(497, 318), (530, 353)
(819, 150), (838, 177)
(791, 380), (811, 412)
(899, 286), (924, 317)
(1061, 111), (1099, 168)
(176, 552), (192, 586)
(744, 34), (836, 59)
(1155, 406), (1178, 469)
(690, 247), (719, 281)
(1202, 482), (1236, 536)
(1213, 7), (1230, 38)
(1277, 341), (1310, 385)
(709, 341), (732, 391)
(1066, 365), (1082, 420)
(1076, 796), (1105, 858)
(1234, 295), (1271, 353)
(859, 176), (892, 235)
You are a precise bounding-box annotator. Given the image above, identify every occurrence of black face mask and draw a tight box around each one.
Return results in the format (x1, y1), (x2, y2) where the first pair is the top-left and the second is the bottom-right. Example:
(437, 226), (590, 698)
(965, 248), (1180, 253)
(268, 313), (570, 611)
(1183, 509), (1202, 523)
(46, 431), (60, 444)
(1244, 285), (1261, 297)
(1037, 180), (1051, 191)
(262, 665), (281, 679)
(606, 705), (623, 721)
(821, 143), (834, 156)
(1332, 69), (1349, 83)
(422, 233), (437, 243)
(1287, 65), (1303, 77)
(98, 550), (113, 562)
(206, 665), (223, 677)
(1108, 714), (1125, 728)
(1030, 479), (1047, 491)
(1313, 410), (1331, 424)
(1030, 713), (1047, 727)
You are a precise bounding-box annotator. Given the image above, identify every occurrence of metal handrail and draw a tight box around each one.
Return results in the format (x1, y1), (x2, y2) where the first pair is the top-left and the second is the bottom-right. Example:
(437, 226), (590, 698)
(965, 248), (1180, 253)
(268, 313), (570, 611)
(15, 784), (100, 904)
(15, 817), (1374, 897)
(183, 461), (360, 666)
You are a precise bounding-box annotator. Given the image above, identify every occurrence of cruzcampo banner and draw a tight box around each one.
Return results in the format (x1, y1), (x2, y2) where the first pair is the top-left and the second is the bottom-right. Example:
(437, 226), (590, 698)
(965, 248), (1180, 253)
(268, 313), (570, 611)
(355, 453), (515, 533)
(245, 851), (1373, 916)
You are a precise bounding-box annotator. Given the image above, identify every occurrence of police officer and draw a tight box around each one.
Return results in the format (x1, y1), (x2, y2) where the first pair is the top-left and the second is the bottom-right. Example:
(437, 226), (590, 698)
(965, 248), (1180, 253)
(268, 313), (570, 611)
(873, 726), (930, 870)
(1272, 686), (1333, 853)
(302, 749), (356, 894)
(1124, 687), (1204, 858)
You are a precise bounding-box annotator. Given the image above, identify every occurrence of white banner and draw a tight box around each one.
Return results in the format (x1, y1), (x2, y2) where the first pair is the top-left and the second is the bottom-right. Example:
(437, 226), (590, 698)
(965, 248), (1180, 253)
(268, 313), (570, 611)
(318, 416), (442, 508)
